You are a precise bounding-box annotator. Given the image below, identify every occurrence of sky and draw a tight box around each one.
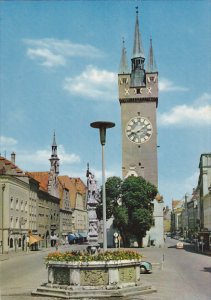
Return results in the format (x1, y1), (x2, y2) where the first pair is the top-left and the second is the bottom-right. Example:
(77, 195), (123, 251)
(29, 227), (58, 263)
(0, 0), (210, 207)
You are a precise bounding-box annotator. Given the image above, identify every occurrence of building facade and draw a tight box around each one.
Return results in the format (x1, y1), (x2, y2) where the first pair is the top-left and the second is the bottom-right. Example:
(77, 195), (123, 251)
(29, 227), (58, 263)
(197, 153), (211, 249)
(0, 133), (88, 253)
(58, 176), (88, 237)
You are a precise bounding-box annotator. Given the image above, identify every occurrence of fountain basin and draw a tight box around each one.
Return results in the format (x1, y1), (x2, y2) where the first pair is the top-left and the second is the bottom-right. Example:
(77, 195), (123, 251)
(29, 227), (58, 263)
(47, 259), (141, 289)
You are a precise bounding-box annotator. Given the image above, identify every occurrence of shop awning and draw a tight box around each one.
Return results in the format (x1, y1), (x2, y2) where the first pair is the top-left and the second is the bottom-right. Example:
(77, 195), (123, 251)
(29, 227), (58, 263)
(50, 235), (59, 240)
(29, 235), (43, 246)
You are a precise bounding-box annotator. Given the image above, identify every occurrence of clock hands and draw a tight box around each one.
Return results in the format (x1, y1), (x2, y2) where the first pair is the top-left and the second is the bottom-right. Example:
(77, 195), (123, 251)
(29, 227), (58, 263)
(131, 125), (142, 133)
(131, 125), (146, 134)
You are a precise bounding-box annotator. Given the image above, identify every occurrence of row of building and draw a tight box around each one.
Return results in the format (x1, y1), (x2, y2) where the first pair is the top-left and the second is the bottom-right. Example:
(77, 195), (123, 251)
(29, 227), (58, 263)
(170, 153), (211, 250)
(0, 134), (89, 253)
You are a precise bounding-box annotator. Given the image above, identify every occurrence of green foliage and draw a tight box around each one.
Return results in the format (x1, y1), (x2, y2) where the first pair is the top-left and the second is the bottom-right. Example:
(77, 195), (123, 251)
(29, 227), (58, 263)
(96, 176), (122, 220)
(113, 206), (128, 228)
(102, 175), (158, 247)
(132, 208), (154, 234)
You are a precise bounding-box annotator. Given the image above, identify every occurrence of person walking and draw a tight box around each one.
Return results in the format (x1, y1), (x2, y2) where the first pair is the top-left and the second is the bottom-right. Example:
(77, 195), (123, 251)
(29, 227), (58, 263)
(55, 241), (59, 251)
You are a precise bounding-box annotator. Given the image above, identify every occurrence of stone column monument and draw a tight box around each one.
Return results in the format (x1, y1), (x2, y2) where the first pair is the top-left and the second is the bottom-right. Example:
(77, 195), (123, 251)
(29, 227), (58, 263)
(86, 164), (101, 247)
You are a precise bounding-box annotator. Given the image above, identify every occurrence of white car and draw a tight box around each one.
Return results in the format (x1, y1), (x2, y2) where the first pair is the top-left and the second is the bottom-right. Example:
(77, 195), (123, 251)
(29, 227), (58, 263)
(176, 241), (184, 249)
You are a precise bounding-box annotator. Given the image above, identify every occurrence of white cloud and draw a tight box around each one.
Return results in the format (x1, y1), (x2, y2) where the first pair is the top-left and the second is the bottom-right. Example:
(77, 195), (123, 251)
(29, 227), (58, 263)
(27, 48), (65, 68)
(159, 78), (189, 92)
(24, 38), (103, 68)
(58, 145), (80, 164)
(158, 104), (211, 126)
(0, 136), (18, 149)
(194, 92), (211, 106)
(63, 65), (117, 101)
(17, 145), (80, 170)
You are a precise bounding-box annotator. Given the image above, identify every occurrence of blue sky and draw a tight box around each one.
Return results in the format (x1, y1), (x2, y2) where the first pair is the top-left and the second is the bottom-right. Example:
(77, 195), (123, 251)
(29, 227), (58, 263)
(0, 0), (210, 207)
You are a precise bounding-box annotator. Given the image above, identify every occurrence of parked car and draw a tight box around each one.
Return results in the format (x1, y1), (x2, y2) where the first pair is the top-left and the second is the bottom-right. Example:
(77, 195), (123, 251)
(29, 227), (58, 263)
(140, 261), (152, 274)
(176, 241), (184, 249)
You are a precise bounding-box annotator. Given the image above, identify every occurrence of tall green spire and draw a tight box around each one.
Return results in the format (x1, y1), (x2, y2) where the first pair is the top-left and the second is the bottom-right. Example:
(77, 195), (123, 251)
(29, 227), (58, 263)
(147, 38), (157, 73)
(132, 6), (145, 59)
(131, 7), (145, 87)
(119, 38), (129, 74)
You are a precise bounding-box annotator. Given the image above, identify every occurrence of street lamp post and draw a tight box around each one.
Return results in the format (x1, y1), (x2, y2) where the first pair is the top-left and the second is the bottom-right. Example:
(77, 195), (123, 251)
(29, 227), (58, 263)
(208, 184), (211, 194)
(1, 184), (6, 254)
(90, 121), (115, 251)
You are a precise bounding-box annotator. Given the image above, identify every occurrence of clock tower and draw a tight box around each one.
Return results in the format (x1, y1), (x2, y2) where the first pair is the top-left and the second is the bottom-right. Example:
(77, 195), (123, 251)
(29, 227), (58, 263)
(118, 8), (158, 187)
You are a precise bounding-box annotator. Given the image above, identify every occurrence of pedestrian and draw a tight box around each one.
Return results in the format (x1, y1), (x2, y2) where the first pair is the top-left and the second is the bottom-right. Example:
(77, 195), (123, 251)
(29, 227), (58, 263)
(55, 241), (59, 251)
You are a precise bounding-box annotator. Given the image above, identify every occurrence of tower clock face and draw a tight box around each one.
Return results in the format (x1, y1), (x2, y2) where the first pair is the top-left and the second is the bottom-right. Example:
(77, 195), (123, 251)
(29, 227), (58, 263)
(126, 117), (153, 144)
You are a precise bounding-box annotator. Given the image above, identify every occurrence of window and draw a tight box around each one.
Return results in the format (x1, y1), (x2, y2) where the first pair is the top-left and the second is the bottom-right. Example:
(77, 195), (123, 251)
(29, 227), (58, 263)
(25, 201), (28, 212)
(21, 200), (24, 211)
(16, 217), (19, 228)
(10, 238), (13, 248)
(10, 197), (14, 209)
(122, 78), (128, 84)
(16, 198), (19, 210)
(10, 216), (13, 227)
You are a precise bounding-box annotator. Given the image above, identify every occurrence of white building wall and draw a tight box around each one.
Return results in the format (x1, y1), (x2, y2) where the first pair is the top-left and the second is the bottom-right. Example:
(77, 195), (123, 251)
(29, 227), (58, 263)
(143, 199), (164, 247)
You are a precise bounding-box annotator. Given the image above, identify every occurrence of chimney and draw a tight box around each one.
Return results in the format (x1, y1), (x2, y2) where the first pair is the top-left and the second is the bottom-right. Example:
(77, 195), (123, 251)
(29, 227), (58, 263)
(11, 152), (16, 164)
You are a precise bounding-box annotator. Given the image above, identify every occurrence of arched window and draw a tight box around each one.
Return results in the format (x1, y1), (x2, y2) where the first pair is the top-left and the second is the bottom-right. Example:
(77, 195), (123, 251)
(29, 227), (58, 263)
(10, 197), (14, 209)
(18, 238), (21, 247)
(10, 238), (13, 248)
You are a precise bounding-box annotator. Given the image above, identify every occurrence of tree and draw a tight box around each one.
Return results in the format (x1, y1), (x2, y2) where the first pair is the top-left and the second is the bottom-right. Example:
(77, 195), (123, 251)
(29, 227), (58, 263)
(96, 176), (122, 221)
(97, 175), (158, 247)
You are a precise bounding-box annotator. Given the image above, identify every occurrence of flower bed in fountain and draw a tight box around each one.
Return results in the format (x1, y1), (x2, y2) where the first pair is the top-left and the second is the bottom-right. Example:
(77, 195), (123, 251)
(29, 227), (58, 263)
(45, 250), (142, 289)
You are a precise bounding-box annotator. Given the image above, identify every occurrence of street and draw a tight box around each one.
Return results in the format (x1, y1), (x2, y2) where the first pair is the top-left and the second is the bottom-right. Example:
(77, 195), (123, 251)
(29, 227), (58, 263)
(140, 238), (211, 300)
(0, 238), (210, 300)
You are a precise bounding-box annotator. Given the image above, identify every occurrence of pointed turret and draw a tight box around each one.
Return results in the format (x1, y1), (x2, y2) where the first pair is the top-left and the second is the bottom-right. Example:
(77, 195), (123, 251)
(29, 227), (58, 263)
(52, 131), (57, 147)
(119, 38), (129, 74)
(132, 7), (145, 59)
(147, 38), (158, 73)
(131, 7), (146, 87)
(49, 131), (60, 175)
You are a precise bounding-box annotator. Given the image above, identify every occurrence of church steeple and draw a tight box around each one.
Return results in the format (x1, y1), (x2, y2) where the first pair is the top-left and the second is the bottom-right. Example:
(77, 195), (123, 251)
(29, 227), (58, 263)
(119, 38), (129, 74)
(132, 7), (145, 59)
(131, 7), (146, 87)
(49, 131), (60, 175)
(147, 38), (157, 73)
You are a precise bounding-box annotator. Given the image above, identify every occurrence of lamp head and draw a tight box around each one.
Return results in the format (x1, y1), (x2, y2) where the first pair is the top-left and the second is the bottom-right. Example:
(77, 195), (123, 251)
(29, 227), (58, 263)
(90, 121), (115, 146)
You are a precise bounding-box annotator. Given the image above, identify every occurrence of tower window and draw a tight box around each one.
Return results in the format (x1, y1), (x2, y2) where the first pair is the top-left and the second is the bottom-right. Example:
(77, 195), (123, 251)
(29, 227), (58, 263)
(135, 60), (140, 67)
(139, 163), (141, 166)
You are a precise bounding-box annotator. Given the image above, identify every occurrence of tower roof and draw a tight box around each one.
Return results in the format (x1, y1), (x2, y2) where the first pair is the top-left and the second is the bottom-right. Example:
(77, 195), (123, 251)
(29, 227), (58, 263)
(146, 38), (158, 73)
(119, 38), (129, 74)
(132, 7), (145, 59)
(52, 131), (57, 147)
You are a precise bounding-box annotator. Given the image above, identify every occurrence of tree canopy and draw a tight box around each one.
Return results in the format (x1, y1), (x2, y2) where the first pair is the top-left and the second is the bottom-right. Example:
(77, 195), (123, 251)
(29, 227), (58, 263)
(96, 175), (158, 247)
